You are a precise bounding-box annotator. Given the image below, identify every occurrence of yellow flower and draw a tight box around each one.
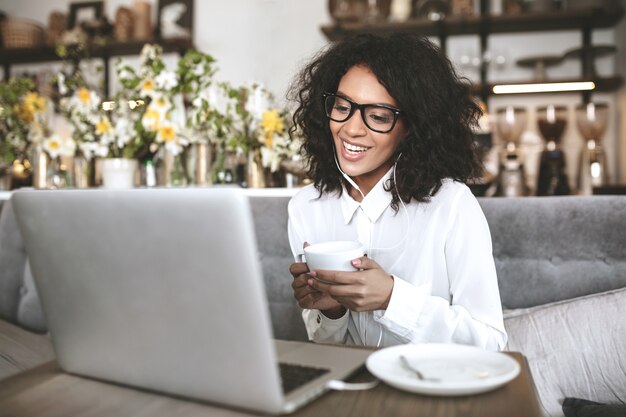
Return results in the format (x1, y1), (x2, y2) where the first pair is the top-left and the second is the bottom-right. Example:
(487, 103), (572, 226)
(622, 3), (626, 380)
(263, 132), (273, 148)
(261, 109), (284, 135)
(77, 87), (92, 104)
(141, 79), (155, 94)
(157, 124), (176, 143)
(142, 108), (161, 131)
(95, 117), (112, 135)
(23, 92), (46, 113)
(14, 103), (33, 123)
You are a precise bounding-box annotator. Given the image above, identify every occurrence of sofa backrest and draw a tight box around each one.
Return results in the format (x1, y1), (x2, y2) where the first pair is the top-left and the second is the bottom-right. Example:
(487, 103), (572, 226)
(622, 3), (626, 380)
(480, 196), (626, 309)
(0, 199), (47, 332)
(249, 196), (308, 341)
(1, 194), (625, 340)
(251, 195), (626, 337)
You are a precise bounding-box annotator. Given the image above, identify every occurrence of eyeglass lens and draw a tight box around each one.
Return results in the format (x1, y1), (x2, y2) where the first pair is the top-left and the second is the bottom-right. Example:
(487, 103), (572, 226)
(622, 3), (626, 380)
(324, 95), (397, 133)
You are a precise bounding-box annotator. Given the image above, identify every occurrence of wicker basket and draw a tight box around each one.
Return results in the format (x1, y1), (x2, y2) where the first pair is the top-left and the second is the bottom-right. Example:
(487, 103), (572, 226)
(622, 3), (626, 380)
(0, 18), (45, 49)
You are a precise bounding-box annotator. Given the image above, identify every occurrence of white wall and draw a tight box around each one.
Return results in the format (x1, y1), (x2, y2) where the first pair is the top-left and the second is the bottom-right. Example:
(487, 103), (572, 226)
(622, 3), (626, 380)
(1, 0), (623, 185)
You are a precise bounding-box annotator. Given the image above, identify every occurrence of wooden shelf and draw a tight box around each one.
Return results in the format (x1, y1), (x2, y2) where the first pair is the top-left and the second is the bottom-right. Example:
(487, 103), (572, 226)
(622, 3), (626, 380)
(321, 5), (625, 40)
(0, 38), (193, 66)
(321, 5), (624, 98)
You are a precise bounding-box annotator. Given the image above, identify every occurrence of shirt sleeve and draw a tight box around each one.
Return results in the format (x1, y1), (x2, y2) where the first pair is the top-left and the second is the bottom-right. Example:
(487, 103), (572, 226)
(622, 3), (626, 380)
(373, 187), (508, 351)
(287, 195), (351, 344)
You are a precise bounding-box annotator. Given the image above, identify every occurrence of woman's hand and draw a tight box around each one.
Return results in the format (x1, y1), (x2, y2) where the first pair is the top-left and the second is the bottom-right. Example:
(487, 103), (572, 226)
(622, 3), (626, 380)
(290, 243), (346, 319)
(307, 257), (394, 312)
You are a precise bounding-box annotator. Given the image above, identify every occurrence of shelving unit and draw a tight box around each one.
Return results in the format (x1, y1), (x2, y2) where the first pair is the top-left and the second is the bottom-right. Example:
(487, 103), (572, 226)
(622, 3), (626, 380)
(321, 5), (625, 100)
(0, 38), (194, 97)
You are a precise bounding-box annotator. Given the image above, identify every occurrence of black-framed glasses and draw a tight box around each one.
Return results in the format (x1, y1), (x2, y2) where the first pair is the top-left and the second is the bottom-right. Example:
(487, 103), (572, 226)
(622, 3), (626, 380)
(323, 92), (403, 134)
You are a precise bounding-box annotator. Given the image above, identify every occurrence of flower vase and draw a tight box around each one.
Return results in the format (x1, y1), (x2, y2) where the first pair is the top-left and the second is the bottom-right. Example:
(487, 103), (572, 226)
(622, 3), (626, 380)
(163, 149), (187, 187)
(187, 140), (213, 186)
(30, 143), (47, 189)
(139, 158), (158, 187)
(72, 155), (92, 188)
(101, 158), (138, 189)
(46, 156), (70, 189)
(212, 145), (236, 184)
(247, 149), (266, 188)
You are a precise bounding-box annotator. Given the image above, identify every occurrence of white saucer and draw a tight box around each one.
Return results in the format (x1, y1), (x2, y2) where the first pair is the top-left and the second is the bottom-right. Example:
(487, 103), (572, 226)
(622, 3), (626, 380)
(366, 343), (520, 396)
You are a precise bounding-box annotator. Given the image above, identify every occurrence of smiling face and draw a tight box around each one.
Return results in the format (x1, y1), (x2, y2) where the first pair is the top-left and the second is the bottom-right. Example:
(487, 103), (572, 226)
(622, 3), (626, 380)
(330, 65), (408, 197)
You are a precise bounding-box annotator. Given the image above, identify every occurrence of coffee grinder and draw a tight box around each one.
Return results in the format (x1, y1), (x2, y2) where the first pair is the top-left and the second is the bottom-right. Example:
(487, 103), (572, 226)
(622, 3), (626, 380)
(536, 105), (570, 196)
(495, 106), (528, 197)
(575, 102), (609, 195)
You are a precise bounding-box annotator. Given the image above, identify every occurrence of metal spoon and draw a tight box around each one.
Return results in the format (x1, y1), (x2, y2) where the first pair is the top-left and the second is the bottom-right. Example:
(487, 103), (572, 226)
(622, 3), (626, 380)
(400, 355), (491, 381)
(399, 355), (441, 382)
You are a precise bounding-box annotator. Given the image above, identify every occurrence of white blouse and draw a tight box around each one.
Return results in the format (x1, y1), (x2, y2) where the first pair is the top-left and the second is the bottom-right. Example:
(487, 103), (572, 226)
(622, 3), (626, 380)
(287, 169), (507, 350)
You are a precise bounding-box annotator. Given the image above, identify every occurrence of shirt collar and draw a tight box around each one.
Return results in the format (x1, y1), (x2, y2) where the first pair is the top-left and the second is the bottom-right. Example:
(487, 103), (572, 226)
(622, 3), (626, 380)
(339, 168), (394, 224)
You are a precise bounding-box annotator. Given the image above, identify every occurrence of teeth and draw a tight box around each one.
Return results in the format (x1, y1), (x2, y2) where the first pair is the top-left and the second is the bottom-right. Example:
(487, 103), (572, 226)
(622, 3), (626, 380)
(343, 142), (369, 153)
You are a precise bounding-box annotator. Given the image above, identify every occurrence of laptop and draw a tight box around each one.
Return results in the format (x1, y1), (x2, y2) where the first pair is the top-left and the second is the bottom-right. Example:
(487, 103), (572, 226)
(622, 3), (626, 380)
(12, 188), (371, 414)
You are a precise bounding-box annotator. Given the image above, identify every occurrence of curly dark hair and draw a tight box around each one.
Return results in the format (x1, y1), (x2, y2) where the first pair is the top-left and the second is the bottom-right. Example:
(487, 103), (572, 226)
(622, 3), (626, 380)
(288, 33), (482, 210)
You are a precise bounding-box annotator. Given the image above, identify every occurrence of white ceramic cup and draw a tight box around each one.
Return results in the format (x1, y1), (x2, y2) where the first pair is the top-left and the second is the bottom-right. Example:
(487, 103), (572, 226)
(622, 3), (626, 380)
(304, 241), (365, 272)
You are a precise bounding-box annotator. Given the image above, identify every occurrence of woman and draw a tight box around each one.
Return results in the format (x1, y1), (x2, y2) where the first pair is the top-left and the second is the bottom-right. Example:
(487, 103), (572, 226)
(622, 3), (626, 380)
(287, 33), (506, 350)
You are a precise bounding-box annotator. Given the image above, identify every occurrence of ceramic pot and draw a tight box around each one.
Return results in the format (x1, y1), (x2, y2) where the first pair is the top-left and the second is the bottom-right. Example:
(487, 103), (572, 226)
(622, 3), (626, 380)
(101, 158), (137, 189)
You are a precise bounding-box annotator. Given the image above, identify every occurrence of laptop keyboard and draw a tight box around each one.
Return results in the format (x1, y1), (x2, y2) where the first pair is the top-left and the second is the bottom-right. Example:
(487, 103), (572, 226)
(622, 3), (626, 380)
(279, 362), (331, 395)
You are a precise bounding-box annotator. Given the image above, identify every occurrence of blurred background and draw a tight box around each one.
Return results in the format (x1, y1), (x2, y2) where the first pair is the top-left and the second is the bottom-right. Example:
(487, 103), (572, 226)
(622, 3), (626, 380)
(0, 0), (624, 196)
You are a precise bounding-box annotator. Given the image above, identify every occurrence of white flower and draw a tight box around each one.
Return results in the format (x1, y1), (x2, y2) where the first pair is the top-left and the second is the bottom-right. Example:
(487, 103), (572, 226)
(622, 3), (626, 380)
(207, 84), (230, 115)
(57, 73), (68, 96)
(193, 63), (205, 77)
(69, 87), (100, 113)
(140, 44), (161, 64)
(191, 95), (205, 109)
(80, 141), (109, 159)
(139, 78), (157, 98)
(245, 84), (270, 122)
(78, 142), (94, 159)
(114, 117), (134, 149)
(61, 137), (76, 157)
(155, 70), (178, 90)
(260, 146), (282, 173)
(118, 67), (133, 81)
(141, 106), (162, 132)
(149, 95), (171, 116)
(83, 132), (96, 143)
(43, 135), (75, 158)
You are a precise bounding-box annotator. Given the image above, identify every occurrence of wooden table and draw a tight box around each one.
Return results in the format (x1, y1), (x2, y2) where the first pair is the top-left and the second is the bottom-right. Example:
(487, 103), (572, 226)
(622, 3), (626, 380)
(0, 352), (541, 417)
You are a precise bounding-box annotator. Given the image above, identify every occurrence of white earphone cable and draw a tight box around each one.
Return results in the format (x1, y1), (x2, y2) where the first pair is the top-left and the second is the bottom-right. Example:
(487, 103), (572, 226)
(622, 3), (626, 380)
(334, 150), (411, 347)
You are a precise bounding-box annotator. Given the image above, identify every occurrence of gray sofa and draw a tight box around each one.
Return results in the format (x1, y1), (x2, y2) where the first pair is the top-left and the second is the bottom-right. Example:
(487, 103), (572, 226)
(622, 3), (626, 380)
(1, 194), (625, 417)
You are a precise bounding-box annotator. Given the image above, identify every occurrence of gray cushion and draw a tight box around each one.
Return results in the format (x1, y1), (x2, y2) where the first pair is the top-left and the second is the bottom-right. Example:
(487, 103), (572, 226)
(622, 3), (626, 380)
(504, 287), (626, 417)
(250, 196), (307, 341)
(0, 199), (47, 332)
(479, 196), (626, 309)
(16, 261), (47, 332)
(0, 201), (46, 332)
(0, 199), (24, 323)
